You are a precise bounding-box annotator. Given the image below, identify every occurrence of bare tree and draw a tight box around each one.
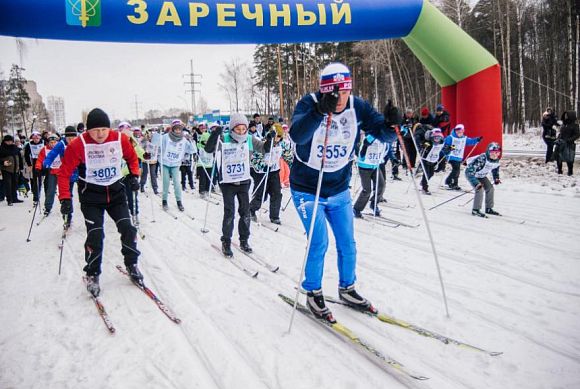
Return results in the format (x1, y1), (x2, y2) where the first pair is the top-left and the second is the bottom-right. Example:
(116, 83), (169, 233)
(220, 58), (251, 113)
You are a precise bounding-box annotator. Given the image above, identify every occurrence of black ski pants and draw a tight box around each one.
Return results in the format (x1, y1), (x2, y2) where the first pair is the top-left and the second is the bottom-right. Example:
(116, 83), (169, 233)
(180, 165), (194, 189)
(220, 182), (251, 243)
(421, 161), (436, 190)
(1, 171), (18, 203)
(353, 166), (385, 212)
(403, 137), (417, 168)
(250, 169), (282, 219)
(197, 166), (213, 194)
(445, 160), (462, 187)
(80, 199), (140, 276)
(30, 166), (42, 202)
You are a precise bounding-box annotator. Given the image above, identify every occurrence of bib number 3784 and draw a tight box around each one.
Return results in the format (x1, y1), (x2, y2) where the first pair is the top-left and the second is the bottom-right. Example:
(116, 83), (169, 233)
(316, 144), (347, 159)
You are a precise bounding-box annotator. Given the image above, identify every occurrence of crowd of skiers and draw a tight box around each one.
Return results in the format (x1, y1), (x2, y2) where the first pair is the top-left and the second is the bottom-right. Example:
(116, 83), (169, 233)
(2, 61), (577, 322)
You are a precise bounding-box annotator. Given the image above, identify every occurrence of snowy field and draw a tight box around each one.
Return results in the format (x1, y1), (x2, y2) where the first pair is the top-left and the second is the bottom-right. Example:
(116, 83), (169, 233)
(1, 134), (579, 389)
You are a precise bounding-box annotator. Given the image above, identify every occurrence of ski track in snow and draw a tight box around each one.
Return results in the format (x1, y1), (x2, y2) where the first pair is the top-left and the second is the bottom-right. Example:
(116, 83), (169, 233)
(1, 134), (580, 389)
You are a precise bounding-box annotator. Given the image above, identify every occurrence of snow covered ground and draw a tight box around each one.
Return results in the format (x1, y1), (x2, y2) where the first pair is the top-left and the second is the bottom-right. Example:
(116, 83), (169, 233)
(1, 134), (579, 389)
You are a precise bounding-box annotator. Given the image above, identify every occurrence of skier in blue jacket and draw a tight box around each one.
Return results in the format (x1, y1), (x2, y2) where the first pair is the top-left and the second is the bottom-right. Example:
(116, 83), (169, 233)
(443, 124), (481, 190)
(289, 62), (399, 322)
(43, 126), (78, 225)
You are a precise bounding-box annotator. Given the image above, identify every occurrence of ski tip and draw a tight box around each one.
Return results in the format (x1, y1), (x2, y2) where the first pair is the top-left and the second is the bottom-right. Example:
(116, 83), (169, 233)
(252, 271), (259, 278)
(489, 351), (503, 357)
(271, 266), (280, 273)
(411, 375), (430, 381)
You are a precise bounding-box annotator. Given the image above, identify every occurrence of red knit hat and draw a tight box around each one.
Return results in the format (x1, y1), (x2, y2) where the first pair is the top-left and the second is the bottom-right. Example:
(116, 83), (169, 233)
(421, 107), (430, 116)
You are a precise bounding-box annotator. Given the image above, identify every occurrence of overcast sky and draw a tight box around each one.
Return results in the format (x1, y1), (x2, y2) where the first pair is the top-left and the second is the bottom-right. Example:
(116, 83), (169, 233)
(0, 37), (255, 126)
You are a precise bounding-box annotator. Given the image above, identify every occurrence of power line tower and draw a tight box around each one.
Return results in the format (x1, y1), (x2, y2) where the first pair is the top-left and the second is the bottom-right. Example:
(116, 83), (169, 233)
(133, 95), (142, 123)
(183, 59), (202, 116)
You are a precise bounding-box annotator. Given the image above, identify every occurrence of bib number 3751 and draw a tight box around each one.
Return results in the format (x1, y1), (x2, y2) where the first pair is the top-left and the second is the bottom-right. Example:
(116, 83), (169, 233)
(316, 144), (347, 159)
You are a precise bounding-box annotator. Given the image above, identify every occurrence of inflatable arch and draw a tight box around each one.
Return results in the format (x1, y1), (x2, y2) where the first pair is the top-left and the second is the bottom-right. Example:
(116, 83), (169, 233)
(0, 0), (502, 151)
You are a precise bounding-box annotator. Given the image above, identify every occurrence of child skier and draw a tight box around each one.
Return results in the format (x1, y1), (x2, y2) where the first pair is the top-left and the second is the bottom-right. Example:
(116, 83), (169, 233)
(43, 126), (79, 225)
(443, 124), (482, 190)
(196, 124), (215, 198)
(353, 131), (388, 217)
(156, 120), (195, 211)
(465, 142), (502, 217)
(180, 129), (197, 192)
(418, 127), (446, 195)
(36, 133), (61, 216)
(139, 129), (160, 194)
(249, 123), (293, 225)
(57, 108), (143, 297)
(204, 113), (271, 257)
(24, 131), (44, 205)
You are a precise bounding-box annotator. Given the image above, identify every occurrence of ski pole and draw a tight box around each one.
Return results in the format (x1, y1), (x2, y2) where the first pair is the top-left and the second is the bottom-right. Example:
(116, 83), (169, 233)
(288, 113), (332, 334)
(428, 189), (473, 210)
(281, 195), (292, 213)
(149, 167), (156, 223)
(460, 197), (474, 207)
(201, 152), (218, 233)
(371, 143), (388, 222)
(250, 170), (269, 198)
(396, 125), (450, 318)
(58, 216), (67, 275)
(25, 179), (42, 242)
(258, 137), (275, 212)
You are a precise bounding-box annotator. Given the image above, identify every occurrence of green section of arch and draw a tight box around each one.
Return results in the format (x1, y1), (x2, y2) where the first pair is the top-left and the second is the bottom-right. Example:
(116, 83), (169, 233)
(403, 0), (498, 87)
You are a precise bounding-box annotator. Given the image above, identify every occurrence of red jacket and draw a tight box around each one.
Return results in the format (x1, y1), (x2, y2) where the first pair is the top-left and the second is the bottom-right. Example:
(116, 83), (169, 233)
(35, 146), (58, 175)
(58, 131), (139, 203)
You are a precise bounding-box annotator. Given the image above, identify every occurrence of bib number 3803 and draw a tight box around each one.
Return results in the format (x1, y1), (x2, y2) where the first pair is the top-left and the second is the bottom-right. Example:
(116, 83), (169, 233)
(92, 167), (117, 179)
(317, 144), (348, 159)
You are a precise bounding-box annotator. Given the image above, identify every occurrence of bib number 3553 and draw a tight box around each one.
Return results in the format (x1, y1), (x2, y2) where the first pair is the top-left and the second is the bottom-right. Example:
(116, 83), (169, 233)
(316, 144), (347, 159)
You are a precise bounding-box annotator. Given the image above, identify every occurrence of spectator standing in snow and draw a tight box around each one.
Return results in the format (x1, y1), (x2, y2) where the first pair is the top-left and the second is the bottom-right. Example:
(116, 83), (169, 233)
(541, 107), (558, 163)
(554, 111), (580, 176)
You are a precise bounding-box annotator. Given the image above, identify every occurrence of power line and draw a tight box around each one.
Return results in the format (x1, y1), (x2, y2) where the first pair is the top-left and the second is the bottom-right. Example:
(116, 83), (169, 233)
(183, 59), (202, 116)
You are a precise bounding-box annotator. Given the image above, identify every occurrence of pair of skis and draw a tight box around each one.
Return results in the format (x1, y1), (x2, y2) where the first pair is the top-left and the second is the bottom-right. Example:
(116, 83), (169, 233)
(83, 266), (181, 334)
(361, 213), (420, 228)
(281, 293), (502, 381)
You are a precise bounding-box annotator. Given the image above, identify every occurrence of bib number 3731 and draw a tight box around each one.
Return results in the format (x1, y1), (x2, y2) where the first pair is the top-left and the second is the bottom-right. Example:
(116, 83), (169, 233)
(226, 163), (245, 174)
(316, 144), (347, 159)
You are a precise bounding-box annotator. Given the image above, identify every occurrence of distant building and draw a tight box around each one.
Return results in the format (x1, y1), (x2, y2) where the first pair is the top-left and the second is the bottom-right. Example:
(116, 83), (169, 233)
(47, 96), (66, 130)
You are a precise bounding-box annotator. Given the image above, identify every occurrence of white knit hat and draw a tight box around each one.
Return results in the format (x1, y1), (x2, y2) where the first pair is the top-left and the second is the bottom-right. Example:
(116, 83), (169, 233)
(319, 62), (352, 93)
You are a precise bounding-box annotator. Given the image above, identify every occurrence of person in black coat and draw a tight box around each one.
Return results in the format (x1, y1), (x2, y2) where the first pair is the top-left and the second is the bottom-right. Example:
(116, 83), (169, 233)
(554, 111), (580, 176)
(0, 135), (25, 205)
(541, 107), (558, 163)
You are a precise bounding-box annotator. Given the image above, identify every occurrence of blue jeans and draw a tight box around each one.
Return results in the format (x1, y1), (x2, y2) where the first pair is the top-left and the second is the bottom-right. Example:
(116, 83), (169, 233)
(291, 188), (357, 291)
(162, 165), (182, 202)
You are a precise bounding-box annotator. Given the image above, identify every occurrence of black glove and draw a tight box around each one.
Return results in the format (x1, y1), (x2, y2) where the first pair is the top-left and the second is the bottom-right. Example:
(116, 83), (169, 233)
(128, 175), (140, 191)
(265, 129), (276, 141)
(476, 136), (483, 142)
(213, 126), (223, 136)
(360, 138), (372, 159)
(317, 85), (339, 115)
(60, 199), (72, 215)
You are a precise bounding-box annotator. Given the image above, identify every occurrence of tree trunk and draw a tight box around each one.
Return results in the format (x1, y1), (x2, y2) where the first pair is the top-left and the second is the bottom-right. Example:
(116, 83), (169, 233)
(516, 0), (526, 133)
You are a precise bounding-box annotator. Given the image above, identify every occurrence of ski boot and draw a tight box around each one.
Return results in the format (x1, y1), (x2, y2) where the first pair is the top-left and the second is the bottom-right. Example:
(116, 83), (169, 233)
(353, 208), (364, 219)
(422, 188), (432, 195)
(472, 209), (487, 218)
(43, 209), (51, 216)
(368, 204), (381, 217)
(452, 185), (462, 191)
(392, 175), (402, 181)
(222, 240), (233, 258)
(270, 217), (281, 225)
(240, 239), (253, 254)
(485, 208), (501, 216)
(250, 211), (258, 223)
(306, 289), (336, 323)
(126, 263), (144, 285)
(162, 200), (169, 211)
(86, 275), (100, 297)
(177, 201), (185, 212)
(338, 285), (377, 314)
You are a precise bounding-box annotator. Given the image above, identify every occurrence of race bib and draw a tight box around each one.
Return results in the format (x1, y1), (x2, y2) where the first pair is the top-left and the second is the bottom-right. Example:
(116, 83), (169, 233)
(82, 132), (123, 186)
(30, 143), (43, 159)
(450, 137), (467, 159)
(220, 141), (250, 183)
(425, 144), (444, 163)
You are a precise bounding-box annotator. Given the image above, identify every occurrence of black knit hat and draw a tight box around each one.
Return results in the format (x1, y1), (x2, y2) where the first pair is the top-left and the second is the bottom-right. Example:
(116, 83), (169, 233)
(2, 134), (14, 143)
(86, 108), (110, 130)
(77, 122), (85, 131)
(64, 126), (77, 136)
